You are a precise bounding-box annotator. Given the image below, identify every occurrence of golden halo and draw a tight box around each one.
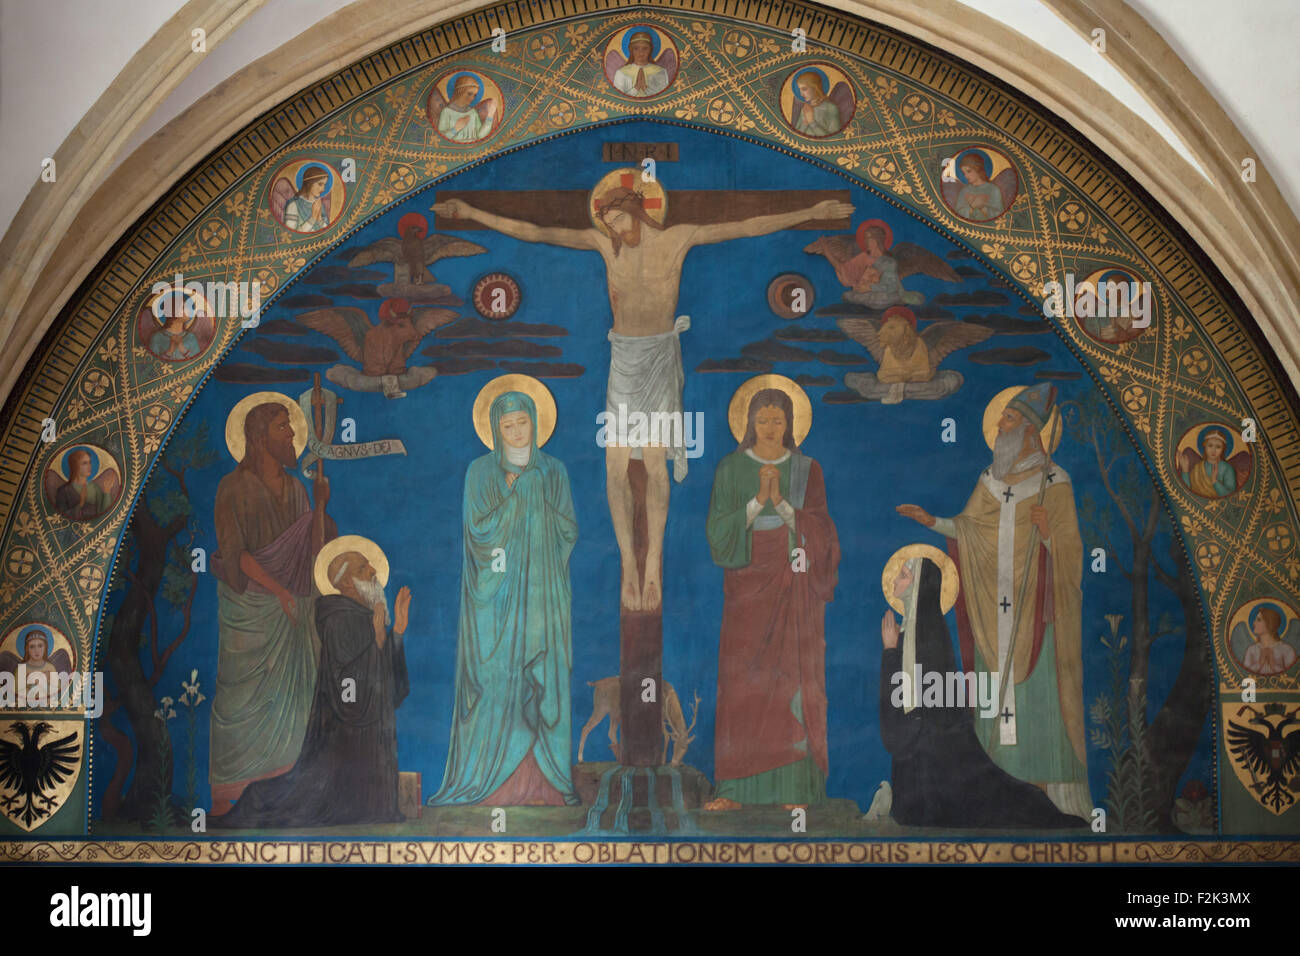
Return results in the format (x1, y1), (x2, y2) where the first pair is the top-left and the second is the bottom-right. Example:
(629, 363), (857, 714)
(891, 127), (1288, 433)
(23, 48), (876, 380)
(147, 285), (206, 329)
(589, 167), (667, 234)
(881, 543), (959, 615)
(313, 535), (390, 596)
(982, 385), (1062, 453)
(0, 621), (78, 673)
(53, 443), (115, 481)
(224, 392), (309, 462)
(728, 374), (812, 445)
(472, 374), (557, 449)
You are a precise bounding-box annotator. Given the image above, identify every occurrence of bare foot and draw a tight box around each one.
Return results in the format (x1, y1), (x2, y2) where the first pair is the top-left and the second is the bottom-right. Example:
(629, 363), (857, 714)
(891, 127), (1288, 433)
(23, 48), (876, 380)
(641, 572), (662, 611)
(703, 797), (742, 812)
(782, 803), (808, 811)
(621, 565), (642, 611)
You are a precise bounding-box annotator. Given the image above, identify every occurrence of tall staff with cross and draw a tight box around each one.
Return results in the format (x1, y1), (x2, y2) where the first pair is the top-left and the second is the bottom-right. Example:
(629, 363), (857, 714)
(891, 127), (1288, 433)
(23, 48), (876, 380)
(897, 383), (1092, 820)
(433, 171), (852, 764)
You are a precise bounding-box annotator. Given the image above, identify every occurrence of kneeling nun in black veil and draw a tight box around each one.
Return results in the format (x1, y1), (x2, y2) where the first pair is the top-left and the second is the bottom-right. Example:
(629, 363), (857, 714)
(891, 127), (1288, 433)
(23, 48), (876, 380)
(878, 545), (1086, 828)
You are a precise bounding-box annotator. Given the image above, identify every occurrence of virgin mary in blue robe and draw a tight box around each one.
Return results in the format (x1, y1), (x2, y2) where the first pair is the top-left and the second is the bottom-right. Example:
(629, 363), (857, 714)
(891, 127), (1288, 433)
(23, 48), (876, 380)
(430, 390), (580, 806)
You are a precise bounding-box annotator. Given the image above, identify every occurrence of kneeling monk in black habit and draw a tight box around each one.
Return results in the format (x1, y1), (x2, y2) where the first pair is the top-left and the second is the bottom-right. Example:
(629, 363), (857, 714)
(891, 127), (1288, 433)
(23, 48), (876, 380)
(215, 539), (411, 828)
(878, 547), (1084, 828)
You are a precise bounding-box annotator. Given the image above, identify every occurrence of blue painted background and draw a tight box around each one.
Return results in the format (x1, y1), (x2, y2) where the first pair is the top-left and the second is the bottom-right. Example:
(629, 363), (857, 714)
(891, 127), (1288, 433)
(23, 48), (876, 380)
(94, 121), (1210, 824)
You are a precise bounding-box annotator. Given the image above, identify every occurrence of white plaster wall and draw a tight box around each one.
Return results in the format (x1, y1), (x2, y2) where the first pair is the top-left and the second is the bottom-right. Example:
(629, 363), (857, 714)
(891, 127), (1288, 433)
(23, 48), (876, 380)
(0, 0), (1296, 240)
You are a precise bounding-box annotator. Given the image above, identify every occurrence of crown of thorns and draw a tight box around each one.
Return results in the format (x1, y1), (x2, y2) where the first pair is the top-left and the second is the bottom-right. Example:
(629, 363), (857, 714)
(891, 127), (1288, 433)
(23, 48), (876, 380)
(595, 189), (647, 211)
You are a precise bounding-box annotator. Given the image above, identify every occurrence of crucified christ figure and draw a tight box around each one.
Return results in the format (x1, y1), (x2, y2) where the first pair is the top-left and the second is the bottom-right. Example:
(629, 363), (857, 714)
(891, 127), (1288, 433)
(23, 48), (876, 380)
(433, 185), (854, 611)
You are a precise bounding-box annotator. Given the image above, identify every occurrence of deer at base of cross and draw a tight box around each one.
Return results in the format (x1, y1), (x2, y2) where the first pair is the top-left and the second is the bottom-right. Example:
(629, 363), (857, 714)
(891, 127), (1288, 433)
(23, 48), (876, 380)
(577, 677), (702, 766)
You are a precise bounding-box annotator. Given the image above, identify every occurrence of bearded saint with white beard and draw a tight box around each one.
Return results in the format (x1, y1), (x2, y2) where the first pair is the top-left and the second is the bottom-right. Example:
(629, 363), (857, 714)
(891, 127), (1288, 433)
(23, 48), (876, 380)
(896, 384), (1091, 821)
(214, 545), (412, 828)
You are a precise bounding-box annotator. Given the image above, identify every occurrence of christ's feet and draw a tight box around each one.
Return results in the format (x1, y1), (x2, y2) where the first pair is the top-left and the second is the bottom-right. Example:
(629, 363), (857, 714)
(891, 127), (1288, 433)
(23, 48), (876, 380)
(704, 797), (741, 811)
(641, 570), (662, 610)
(641, 554), (662, 611)
(782, 804), (808, 811)
(620, 564), (642, 611)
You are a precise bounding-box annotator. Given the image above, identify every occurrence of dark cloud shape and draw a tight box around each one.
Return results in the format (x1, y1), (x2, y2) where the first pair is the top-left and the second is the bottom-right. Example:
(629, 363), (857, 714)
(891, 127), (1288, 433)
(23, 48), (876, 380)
(741, 339), (816, 363)
(277, 294), (334, 310)
(988, 275), (1014, 289)
(437, 317), (567, 338)
(214, 364), (311, 384)
(814, 302), (879, 318)
(814, 302), (954, 321)
(946, 248), (973, 260)
(1019, 304), (1044, 317)
(697, 357), (773, 373)
(497, 361), (585, 378)
(424, 340), (562, 359)
(240, 339), (339, 364)
(823, 389), (872, 404)
(934, 291), (1011, 307)
(774, 325), (847, 342)
(305, 266), (387, 284)
(816, 349), (870, 366)
(968, 346), (1051, 366)
(963, 313), (1048, 335)
(323, 284), (382, 299)
(429, 357), (497, 375)
(255, 318), (312, 336)
(1034, 369), (1083, 381)
(795, 374), (836, 387)
(954, 265), (984, 278)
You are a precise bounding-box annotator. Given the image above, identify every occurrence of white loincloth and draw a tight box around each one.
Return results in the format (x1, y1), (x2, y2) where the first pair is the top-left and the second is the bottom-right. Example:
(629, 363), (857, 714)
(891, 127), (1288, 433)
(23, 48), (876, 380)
(606, 315), (690, 482)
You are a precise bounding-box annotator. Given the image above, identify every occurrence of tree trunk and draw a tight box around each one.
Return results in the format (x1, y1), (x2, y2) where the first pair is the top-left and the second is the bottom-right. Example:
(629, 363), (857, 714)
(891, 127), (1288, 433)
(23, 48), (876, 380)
(1145, 536), (1213, 832)
(103, 504), (183, 822)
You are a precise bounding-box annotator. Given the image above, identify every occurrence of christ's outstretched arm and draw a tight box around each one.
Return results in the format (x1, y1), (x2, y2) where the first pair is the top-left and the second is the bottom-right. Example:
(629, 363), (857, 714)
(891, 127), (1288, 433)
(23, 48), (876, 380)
(687, 199), (854, 246)
(432, 199), (600, 250)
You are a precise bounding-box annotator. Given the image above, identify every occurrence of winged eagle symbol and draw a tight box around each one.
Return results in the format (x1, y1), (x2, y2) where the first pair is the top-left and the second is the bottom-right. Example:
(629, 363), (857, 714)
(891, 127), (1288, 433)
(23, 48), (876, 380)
(347, 213), (486, 300)
(1227, 707), (1300, 813)
(0, 721), (80, 828)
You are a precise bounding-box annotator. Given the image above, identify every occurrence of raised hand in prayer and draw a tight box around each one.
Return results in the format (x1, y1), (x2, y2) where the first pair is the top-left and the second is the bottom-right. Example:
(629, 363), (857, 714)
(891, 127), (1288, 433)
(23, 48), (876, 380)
(881, 610), (900, 650)
(394, 586), (411, 637)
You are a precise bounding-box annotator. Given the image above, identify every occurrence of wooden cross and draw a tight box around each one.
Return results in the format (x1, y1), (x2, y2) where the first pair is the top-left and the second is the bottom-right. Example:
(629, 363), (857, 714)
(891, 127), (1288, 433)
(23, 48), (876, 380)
(434, 188), (850, 234)
(434, 180), (850, 768)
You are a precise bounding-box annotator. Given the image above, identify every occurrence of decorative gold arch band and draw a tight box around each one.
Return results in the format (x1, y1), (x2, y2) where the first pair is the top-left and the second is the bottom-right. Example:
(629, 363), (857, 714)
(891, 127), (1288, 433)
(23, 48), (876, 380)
(0, 0), (1298, 840)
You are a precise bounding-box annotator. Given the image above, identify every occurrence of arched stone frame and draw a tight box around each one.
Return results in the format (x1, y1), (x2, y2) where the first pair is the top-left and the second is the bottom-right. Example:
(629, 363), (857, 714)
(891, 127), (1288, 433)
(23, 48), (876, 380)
(1, 0), (1298, 852)
(2, 0), (1296, 404)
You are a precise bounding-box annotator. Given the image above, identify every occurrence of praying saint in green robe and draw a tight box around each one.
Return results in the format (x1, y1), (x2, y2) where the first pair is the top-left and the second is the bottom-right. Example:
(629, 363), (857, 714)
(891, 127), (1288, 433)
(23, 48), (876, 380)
(793, 73), (845, 138)
(430, 386), (580, 806)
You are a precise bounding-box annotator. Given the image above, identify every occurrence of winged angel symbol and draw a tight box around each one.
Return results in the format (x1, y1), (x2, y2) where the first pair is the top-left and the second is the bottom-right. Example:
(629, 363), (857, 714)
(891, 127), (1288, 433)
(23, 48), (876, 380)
(804, 219), (962, 309)
(1227, 704), (1300, 813)
(0, 721), (79, 828)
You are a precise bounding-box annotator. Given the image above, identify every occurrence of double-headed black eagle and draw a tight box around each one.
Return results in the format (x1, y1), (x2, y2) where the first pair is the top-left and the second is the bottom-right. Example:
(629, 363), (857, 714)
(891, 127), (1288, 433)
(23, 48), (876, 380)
(1227, 708), (1300, 813)
(0, 721), (80, 827)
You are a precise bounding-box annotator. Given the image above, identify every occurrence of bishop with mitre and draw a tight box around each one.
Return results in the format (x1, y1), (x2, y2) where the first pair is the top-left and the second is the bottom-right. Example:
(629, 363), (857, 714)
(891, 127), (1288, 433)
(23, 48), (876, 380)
(897, 384), (1091, 820)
